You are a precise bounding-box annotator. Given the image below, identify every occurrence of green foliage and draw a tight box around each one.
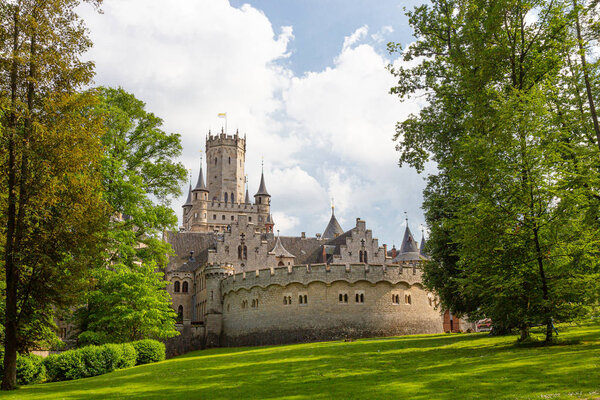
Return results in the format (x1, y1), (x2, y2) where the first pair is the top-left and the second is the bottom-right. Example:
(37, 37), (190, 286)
(2, 323), (599, 399)
(131, 340), (165, 365)
(44, 341), (146, 382)
(389, 0), (600, 341)
(77, 331), (110, 347)
(0, 353), (46, 386)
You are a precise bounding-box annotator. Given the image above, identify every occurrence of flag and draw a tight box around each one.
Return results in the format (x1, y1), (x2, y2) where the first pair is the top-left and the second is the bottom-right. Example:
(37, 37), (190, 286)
(217, 113), (227, 118)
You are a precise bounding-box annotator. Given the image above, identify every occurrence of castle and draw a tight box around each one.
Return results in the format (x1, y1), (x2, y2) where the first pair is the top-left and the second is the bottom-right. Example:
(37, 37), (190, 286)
(164, 130), (448, 351)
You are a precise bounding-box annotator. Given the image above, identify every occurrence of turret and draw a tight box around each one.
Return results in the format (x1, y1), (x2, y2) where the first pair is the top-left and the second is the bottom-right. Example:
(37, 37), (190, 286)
(254, 169), (271, 230)
(203, 263), (231, 347)
(322, 205), (343, 240)
(189, 162), (209, 231)
(182, 184), (193, 227)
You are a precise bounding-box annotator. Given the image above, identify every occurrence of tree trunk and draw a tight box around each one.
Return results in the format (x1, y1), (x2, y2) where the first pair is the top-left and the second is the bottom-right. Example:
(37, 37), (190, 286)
(573, 0), (600, 152)
(2, 7), (20, 391)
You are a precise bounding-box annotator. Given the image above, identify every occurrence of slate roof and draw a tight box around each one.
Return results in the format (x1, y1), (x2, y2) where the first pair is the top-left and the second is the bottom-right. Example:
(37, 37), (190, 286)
(244, 189), (250, 204)
(270, 236), (295, 258)
(322, 208), (344, 240)
(255, 171), (270, 197)
(183, 185), (193, 207)
(164, 231), (216, 272)
(399, 225), (419, 254)
(265, 236), (323, 264)
(419, 233), (427, 256)
(193, 165), (208, 191)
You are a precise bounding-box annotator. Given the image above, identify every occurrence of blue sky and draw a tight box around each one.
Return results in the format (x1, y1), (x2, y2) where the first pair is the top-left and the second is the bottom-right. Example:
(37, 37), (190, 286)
(79, 0), (431, 247)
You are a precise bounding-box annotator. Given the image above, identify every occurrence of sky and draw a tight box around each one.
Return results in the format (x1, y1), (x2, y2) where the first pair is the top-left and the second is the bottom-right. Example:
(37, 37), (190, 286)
(78, 0), (431, 248)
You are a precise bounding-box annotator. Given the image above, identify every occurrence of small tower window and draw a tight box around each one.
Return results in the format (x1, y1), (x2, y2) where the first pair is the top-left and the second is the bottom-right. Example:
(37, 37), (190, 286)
(224, 193), (228, 203)
(228, 156), (231, 164)
(174, 281), (180, 293)
(177, 305), (183, 323)
(258, 197), (262, 204)
(231, 215), (234, 221)
(182, 281), (188, 293)
(231, 192), (235, 203)
(215, 157), (217, 165)
(213, 214), (216, 220)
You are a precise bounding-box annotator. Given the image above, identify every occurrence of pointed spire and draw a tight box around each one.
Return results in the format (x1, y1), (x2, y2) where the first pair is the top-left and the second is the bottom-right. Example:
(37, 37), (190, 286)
(183, 184), (193, 207)
(400, 220), (419, 254)
(245, 188), (251, 204)
(419, 226), (427, 255)
(193, 154), (208, 192)
(271, 235), (295, 258)
(255, 170), (270, 197)
(322, 205), (344, 240)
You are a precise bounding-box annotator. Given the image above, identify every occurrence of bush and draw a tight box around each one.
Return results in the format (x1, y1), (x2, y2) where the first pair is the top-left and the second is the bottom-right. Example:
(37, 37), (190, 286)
(117, 343), (137, 369)
(131, 340), (165, 365)
(16, 354), (46, 385)
(78, 330), (110, 347)
(44, 350), (86, 382)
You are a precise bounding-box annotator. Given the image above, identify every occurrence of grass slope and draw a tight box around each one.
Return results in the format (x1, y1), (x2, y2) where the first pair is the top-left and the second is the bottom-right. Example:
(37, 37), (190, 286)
(3, 322), (600, 400)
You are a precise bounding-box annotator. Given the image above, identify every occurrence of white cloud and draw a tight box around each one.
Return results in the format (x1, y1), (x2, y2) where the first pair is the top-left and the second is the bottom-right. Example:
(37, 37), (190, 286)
(81, 1), (428, 244)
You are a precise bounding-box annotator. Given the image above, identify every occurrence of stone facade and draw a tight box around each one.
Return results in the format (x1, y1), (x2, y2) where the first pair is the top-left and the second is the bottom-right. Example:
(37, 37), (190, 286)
(165, 131), (443, 350)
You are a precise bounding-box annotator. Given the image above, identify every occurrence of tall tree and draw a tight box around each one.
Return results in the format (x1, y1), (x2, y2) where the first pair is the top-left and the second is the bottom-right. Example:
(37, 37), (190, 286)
(0, 0), (105, 389)
(75, 87), (186, 344)
(389, 0), (600, 341)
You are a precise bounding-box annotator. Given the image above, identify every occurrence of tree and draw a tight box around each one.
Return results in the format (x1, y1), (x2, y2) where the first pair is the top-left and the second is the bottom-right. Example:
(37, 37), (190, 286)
(75, 87), (186, 344)
(0, 0), (106, 389)
(389, 0), (600, 342)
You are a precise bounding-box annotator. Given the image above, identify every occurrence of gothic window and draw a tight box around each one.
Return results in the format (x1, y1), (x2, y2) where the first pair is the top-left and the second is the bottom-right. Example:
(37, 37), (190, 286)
(215, 157), (217, 165)
(243, 245), (248, 260)
(303, 295), (307, 304)
(177, 305), (183, 323)
(283, 296), (287, 305)
(228, 156), (231, 164)
(231, 192), (235, 203)
(339, 293), (348, 303)
(258, 197), (262, 204)
(278, 261), (284, 266)
(224, 193), (228, 203)
(364, 251), (368, 263)
(174, 281), (180, 293)
(182, 281), (188, 293)
(339, 294), (343, 302)
(405, 294), (412, 305)
(354, 292), (364, 303)
(344, 293), (348, 303)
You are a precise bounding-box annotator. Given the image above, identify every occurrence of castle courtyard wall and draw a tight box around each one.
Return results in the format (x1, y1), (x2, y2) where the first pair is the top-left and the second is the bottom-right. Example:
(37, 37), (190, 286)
(218, 264), (443, 346)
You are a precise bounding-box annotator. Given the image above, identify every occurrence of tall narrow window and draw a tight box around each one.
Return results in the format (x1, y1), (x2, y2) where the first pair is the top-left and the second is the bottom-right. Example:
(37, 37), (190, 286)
(228, 156), (231, 164)
(182, 281), (188, 293)
(177, 305), (183, 323)
(215, 157), (217, 165)
(344, 294), (348, 303)
(174, 281), (180, 293)
(231, 192), (235, 203)
(243, 245), (247, 260)
(224, 193), (228, 203)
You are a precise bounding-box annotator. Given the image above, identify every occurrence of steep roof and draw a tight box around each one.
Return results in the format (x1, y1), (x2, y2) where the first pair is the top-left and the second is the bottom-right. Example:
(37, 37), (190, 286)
(244, 189), (251, 204)
(400, 224), (419, 254)
(265, 236), (323, 264)
(193, 165), (208, 192)
(164, 231), (216, 271)
(270, 235), (295, 258)
(254, 171), (270, 197)
(266, 214), (274, 224)
(322, 208), (344, 240)
(419, 232), (427, 256)
(183, 185), (193, 207)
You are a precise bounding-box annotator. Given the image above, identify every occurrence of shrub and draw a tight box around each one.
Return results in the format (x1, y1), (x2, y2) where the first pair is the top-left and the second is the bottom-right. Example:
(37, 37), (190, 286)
(131, 340), (165, 365)
(78, 330), (110, 347)
(44, 350), (86, 382)
(16, 354), (46, 385)
(117, 343), (137, 369)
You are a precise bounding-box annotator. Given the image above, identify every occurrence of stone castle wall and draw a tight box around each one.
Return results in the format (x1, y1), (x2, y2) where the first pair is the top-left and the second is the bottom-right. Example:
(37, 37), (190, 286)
(217, 263), (443, 346)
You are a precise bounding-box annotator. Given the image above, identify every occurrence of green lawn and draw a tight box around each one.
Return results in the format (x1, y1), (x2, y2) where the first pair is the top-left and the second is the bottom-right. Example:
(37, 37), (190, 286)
(3, 322), (599, 400)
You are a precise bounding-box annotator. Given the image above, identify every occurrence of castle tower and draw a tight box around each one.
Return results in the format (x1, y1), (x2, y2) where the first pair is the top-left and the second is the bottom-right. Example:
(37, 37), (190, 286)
(254, 170), (271, 229)
(206, 129), (246, 204)
(189, 162), (209, 231)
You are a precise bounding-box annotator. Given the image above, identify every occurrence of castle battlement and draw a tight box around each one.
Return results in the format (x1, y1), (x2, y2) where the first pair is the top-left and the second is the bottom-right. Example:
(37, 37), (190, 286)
(206, 132), (246, 149)
(219, 263), (424, 294)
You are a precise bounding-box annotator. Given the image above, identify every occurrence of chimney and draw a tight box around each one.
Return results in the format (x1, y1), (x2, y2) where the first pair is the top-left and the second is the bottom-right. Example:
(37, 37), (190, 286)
(301, 232), (306, 239)
(383, 244), (388, 259)
(316, 233), (321, 240)
(392, 245), (397, 259)
(322, 246), (327, 263)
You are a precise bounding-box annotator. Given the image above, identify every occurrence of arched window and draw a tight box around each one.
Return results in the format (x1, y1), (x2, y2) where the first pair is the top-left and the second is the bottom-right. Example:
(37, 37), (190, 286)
(243, 245), (247, 260)
(231, 192), (235, 203)
(182, 281), (188, 293)
(360, 293), (364, 303)
(214, 157), (217, 165)
(222, 215), (226, 220)
(299, 295), (303, 304)
(231, 215), (234, 221)
(283, 297), (288, 305)
(174, 281), (180, 292)
(278, 261), (284, 266)
(258, 197), (262, 204)
(228, 156), (231, 164)
(364, 251), (368, 263)
(344, 294), (348, 303)
(177, 305), (183, 323)
(224, 193), (228, 203)
(303, 295), (307, 304)
(213, 214), (216, 220)
(359, 250), (364, 263)
(339, 294), (343, 302)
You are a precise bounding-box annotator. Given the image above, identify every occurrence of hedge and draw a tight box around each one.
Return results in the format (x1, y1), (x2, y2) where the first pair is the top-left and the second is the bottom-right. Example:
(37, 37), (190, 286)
(131, 340), (165, 365)
(0, 353), (47, 385)
(44, 339), (164, 382)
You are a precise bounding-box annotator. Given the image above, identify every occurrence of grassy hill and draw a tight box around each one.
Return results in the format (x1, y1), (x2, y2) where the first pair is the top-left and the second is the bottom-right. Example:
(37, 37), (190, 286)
(3, 322), (599, 400)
